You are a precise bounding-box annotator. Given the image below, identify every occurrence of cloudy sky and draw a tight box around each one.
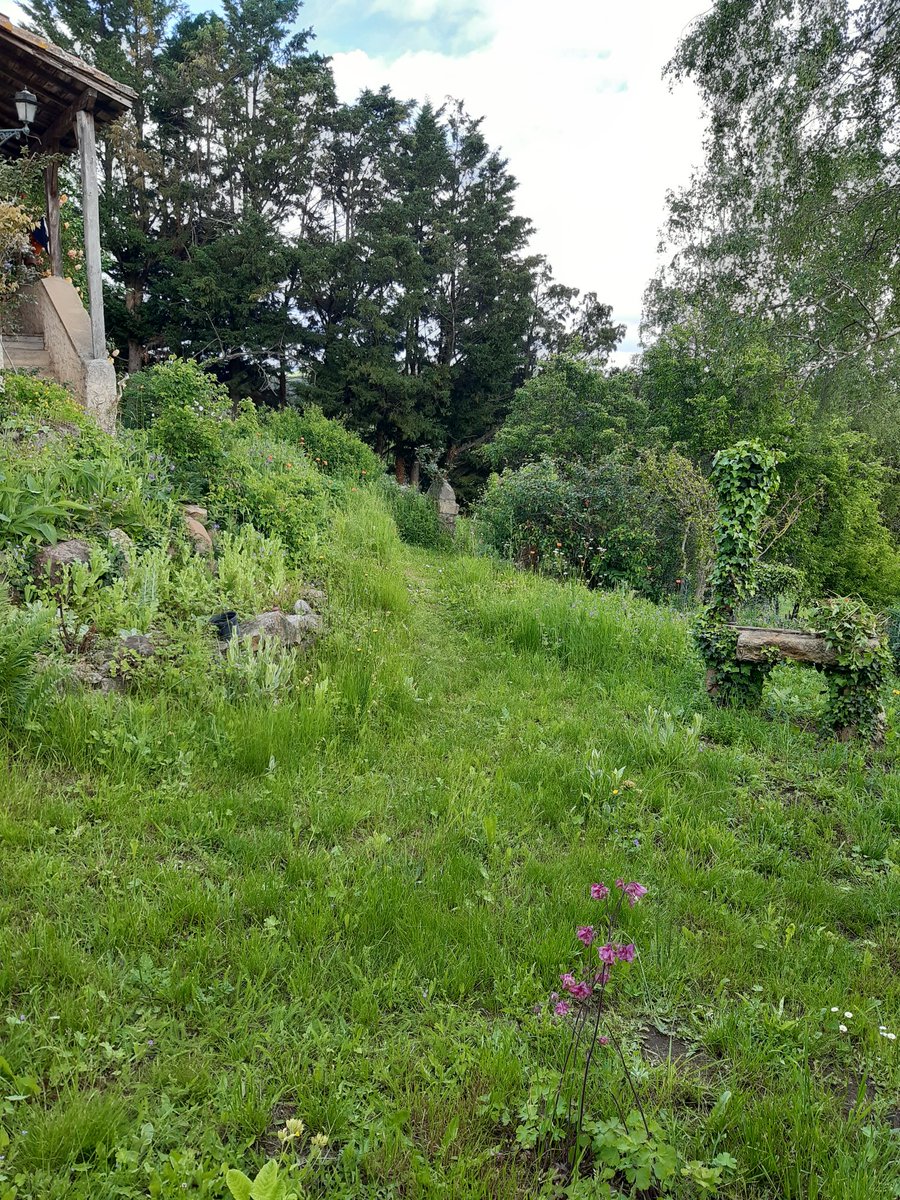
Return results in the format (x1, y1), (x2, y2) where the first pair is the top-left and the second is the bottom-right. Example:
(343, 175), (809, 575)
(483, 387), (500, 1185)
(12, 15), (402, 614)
(3, 0), (708, 358)
(303, 0), (708, 359)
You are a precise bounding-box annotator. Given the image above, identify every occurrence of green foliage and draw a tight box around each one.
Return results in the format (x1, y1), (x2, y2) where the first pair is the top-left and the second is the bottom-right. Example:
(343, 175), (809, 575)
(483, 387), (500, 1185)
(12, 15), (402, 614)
(225, 1159), (299, 1200)
(476, 457), (678, 597)
(488, 356), (654, 470)
(809, 597), (889, 739)
(707, 441), (782, 615)
(120, 359), (231, 430)
(0, 371), (91, 432)
(0, 468), (84, 546)
(148, 403), (225, 500)
(208, 437), (330, 563)
(376, 477), (450, 550)
(0, 589), (52, 734)
(265, 406), (381, 481)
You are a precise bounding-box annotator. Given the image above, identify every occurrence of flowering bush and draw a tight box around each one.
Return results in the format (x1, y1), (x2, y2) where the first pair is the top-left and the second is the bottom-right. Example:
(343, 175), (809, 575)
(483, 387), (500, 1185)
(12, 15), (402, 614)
(266, 405), (381, 481)
(476, 457), (680, 597)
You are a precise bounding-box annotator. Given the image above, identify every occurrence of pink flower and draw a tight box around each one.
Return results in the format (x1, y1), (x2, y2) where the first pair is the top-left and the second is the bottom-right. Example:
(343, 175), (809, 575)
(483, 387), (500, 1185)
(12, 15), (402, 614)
(594, 966), (610, 986)
(554, 1000), (571, 1016)
(598, 943), (617, 965)
(623, 882), (647, 907)
(560, 972), (576, 990)
(615, 878), (625, 891)
(576, 925), (596, 946)
(615, 943), (636, 963)
(599, 1036), (609, 1046)
(569, 981), (592, 1000)
(549, 992), (559, 1003)
(590, 883), (610, 901)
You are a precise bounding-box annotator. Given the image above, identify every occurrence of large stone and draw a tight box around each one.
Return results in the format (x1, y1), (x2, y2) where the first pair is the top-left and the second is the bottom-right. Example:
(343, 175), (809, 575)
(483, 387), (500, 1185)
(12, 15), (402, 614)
(426, 474), (459, 534)
(181, 505), (213, 557)
(106, 527), (135, 570)
(34, 538), (92, 586)
(237, 609), (322, 651)
(296, 585), (327, 611)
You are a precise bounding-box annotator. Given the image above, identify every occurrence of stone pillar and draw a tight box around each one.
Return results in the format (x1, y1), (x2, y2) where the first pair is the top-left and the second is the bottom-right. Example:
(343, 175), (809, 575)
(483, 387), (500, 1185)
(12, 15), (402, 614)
(427, 474), (459, 535)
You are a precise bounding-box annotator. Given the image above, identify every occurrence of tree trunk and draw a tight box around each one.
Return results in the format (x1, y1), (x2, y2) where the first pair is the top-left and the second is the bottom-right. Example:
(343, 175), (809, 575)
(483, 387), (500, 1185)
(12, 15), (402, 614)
(127, 339), (144, 374)
(409, 460), (420, 489)
(395, 453), (408, 485)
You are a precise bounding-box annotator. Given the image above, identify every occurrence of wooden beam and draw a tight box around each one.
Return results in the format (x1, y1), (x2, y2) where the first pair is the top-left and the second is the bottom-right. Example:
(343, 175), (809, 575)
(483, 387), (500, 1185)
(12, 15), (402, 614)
(42, 87), (96, 145)
(44, 157), (62, 277)
(75, 107), (105, 359)
(734, 626), (880, 667)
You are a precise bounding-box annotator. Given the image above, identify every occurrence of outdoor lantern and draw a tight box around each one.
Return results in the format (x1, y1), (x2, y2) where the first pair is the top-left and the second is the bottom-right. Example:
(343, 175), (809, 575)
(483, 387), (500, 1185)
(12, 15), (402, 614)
(14, 89), (37, 127)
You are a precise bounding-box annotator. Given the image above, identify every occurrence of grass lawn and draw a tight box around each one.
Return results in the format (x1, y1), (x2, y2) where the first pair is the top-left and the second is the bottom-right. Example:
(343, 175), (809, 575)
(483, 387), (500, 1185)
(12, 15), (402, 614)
(1, 494), (899, 1198)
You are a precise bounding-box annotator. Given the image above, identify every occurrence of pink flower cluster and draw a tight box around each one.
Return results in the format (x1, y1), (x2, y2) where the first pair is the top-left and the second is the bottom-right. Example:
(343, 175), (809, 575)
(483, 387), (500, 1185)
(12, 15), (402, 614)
(546, 879), (647, 1018)
(615, 879), (648, 907)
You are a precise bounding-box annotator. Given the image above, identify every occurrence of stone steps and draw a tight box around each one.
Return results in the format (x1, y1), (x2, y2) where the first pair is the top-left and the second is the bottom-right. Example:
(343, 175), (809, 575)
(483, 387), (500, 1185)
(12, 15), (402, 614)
(0, 335), (52, 372)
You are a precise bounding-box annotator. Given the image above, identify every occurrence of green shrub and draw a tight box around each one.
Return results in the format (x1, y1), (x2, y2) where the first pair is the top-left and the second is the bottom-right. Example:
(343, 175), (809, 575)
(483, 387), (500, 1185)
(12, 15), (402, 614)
(0, 371), (91, 432)
(475, 457), (676, 597)
(265, 405), (381, 480)
(147, 404), (224, 500)
(208, 436), (330, 562)
(377, 477), (450, 549)
(0, 588), (52, 735)
(120, 358), (231, 429)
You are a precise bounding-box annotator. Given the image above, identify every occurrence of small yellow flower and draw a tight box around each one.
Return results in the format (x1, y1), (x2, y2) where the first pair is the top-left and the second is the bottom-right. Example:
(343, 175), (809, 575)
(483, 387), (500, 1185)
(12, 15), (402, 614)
(279, 1118), (305, 1142)
(311, 1132), (328, 1149)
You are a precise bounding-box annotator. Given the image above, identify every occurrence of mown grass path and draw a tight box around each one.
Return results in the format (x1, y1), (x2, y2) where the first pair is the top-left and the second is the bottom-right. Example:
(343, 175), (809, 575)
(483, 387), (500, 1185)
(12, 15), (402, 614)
(1, 505), (899, 1198)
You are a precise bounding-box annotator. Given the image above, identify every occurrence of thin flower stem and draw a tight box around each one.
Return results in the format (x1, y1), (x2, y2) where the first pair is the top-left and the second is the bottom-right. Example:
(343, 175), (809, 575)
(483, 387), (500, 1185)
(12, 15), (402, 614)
(577, 996), (605, 1137)
(607, 1027), (650, 1137)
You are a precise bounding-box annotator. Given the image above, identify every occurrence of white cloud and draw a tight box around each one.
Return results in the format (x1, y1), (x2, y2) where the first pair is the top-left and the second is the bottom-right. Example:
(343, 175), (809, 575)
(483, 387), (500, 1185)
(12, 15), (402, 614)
(331, 0), (706, 353)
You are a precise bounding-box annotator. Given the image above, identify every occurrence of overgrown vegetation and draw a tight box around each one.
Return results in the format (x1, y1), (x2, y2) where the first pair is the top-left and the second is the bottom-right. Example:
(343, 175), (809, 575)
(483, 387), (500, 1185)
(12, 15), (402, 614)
(0, 368), (897, 1199)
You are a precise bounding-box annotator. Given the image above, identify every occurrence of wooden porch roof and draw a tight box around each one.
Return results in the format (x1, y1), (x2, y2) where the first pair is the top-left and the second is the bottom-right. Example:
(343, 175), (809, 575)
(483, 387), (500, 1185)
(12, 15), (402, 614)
(0, 15), (136, 154)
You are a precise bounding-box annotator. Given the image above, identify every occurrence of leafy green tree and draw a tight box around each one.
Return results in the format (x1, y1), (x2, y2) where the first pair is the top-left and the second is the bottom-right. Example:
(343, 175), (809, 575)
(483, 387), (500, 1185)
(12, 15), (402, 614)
(489, 356), (656, 470)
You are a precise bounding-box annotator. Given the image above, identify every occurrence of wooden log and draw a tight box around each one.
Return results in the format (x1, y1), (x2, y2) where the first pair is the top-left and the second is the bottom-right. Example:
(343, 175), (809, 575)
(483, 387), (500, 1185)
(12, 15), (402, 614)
(44, 158), (62, 277)
(734, 626), (879, 667)
(75, 107), (106, 359)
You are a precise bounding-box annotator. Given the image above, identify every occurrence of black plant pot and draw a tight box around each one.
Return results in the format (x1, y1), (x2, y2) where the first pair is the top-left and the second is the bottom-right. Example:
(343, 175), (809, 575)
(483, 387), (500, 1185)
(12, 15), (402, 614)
(209, 611), (239, 641)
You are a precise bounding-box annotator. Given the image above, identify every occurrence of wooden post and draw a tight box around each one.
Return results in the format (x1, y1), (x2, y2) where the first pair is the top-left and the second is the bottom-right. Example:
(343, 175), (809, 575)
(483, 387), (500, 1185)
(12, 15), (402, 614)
(43, 157), (62, 277)
(75, 108), (105, 359)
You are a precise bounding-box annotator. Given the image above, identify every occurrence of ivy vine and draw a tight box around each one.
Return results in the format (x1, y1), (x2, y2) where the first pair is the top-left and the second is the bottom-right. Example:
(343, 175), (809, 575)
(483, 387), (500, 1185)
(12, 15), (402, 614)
(706, 440), (783, 619)
(694, 441), (782, 703)
(809, 597), (888, 740)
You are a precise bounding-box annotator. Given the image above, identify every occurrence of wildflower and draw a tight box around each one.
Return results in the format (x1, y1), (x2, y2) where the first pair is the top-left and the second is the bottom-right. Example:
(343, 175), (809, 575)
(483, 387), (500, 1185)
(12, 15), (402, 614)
(839, 1024), (848, 1033)
(576, 925), (595, 946)
(844, 1012), (853, 1019)
(599, 1036), (609, 1046)
(598, 943), (617, 965)
(560, 972), (576, 990)
(569, 981), (592, 1001)
(590, 883), (609, 901)
(612, 788), (620, 795)
(311, 1132), (328, 1149)
(830, 1007), (839, 1013)
(595, 966), (610, 986)
(623, 881), (648, 907)
(554, 1000), (571, 1016)
(279, 1118), (305, 1142)
(615, 943), (636, 963)
(532, 1003), (542, 1015)
(550, 992), (559, 1003)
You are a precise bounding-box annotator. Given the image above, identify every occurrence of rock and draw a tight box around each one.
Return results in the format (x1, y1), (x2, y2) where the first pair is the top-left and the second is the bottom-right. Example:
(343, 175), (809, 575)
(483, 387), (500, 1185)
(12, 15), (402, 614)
(237, 609), (322, 651)
(293, 598), (315, 617)
(106, 528), (135, 570)
(181, 505), (213, 557)
(34, 538), (92, 587)
(426, 474), (459, 534)
(296, 585), (327, 611)
(117, 633), (155, 660)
